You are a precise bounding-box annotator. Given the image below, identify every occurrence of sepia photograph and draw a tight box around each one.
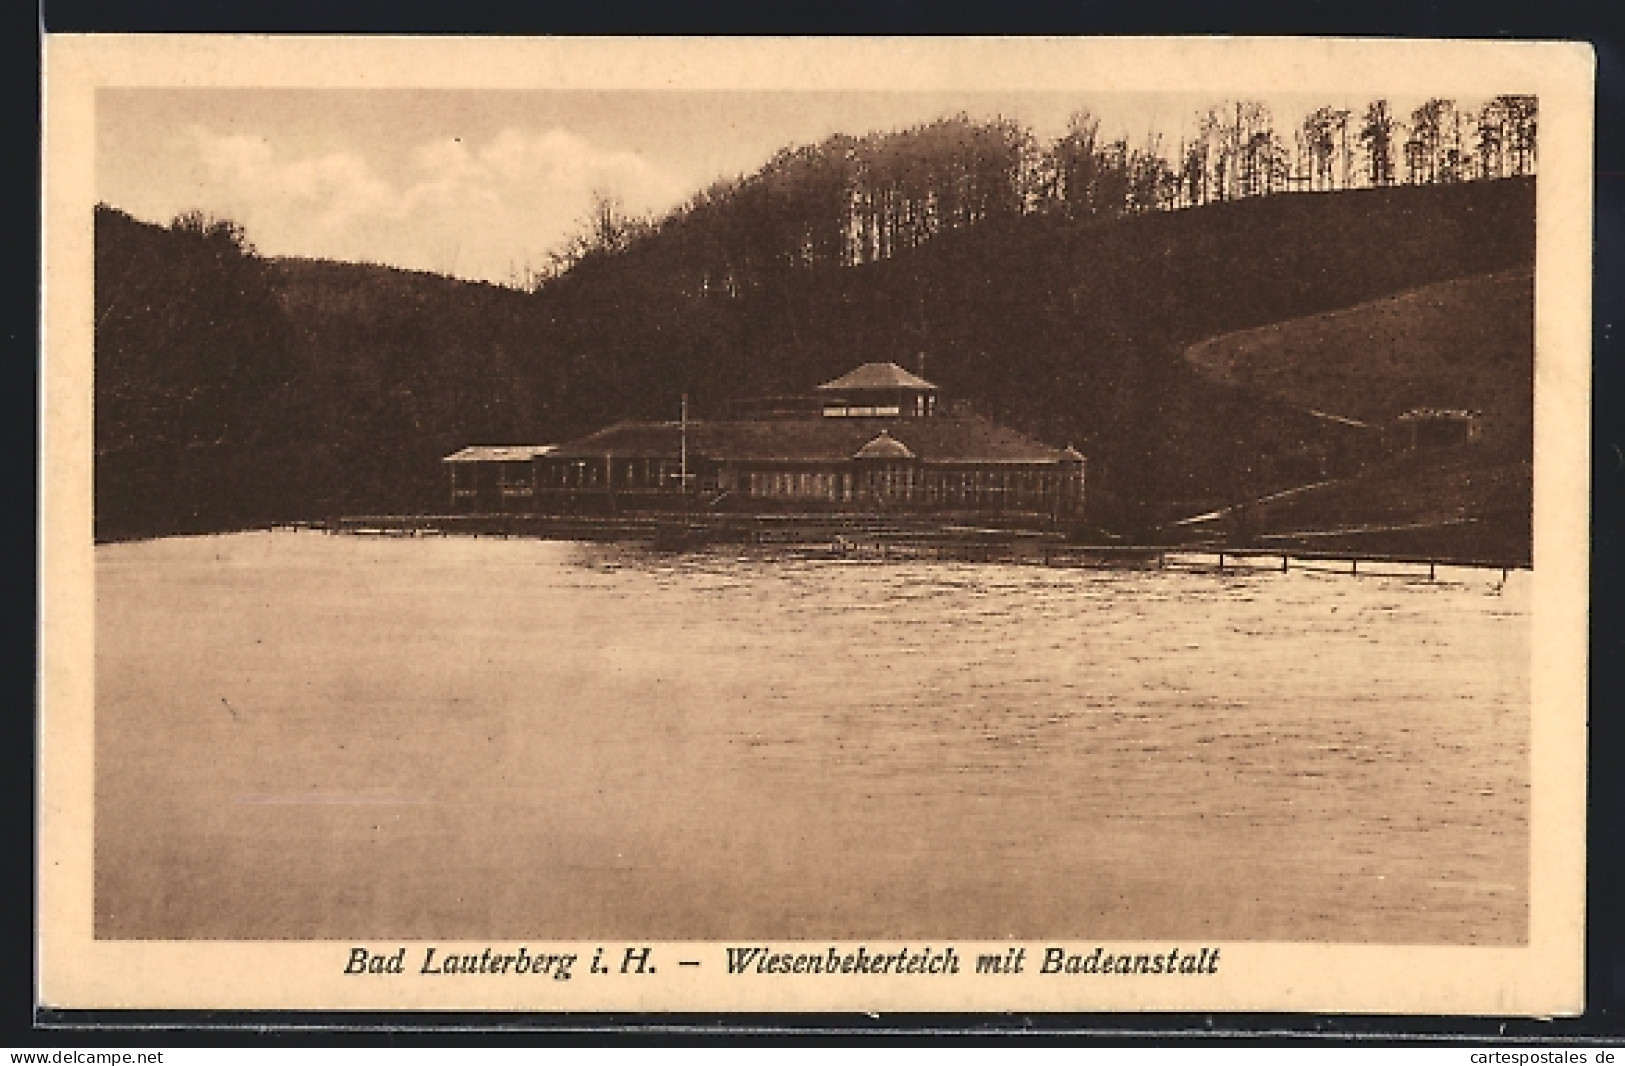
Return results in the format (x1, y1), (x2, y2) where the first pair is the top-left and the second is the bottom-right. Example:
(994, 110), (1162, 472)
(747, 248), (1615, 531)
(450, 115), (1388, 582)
(40, 36), (1591, 1014)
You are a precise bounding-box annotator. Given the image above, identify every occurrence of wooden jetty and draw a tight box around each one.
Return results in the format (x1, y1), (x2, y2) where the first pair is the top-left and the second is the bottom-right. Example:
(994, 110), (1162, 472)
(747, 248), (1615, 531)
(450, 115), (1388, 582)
(324, 512), (1523, 578)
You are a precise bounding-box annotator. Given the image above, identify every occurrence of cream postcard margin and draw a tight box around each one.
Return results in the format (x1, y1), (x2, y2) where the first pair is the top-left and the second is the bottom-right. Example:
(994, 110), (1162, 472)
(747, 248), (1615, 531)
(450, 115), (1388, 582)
(40, 36), (1593, 1014)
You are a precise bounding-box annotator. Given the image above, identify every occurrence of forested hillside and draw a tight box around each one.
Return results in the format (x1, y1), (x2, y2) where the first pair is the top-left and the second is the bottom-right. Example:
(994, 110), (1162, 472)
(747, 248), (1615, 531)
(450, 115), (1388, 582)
(518, 175), (1533, 525)
(93, 169), (1535, 544)
(95, 209), (552, 536)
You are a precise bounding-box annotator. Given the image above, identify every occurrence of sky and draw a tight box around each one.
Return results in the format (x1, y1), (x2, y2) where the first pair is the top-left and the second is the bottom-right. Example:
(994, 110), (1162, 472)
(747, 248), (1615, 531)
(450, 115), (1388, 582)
(97, 88), (1470, 287)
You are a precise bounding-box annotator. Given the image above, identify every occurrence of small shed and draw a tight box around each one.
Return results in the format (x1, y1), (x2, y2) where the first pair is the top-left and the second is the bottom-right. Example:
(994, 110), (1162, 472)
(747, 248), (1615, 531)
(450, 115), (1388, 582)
(1396, 408), (1482, 450)
(443, 445), (557, 513)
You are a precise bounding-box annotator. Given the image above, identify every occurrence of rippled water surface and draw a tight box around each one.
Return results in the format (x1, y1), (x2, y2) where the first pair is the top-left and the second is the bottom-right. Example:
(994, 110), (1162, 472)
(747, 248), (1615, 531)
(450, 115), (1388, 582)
(96, 532), (1529, 943)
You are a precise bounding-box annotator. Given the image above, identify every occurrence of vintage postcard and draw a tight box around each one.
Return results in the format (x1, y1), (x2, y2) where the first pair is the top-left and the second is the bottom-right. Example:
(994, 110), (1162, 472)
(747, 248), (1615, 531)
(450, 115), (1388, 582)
(40, 36), (1592, 1014)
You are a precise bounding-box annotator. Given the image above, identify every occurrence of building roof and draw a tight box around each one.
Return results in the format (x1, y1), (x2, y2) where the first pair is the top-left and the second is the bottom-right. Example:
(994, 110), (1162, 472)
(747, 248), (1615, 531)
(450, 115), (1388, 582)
(443, 445), (557, 463)
(1397, 407), (1481, 421)
(854, 430), (916, 460)
(815, 361), (938, 392)
(548, 415), (1074, 464)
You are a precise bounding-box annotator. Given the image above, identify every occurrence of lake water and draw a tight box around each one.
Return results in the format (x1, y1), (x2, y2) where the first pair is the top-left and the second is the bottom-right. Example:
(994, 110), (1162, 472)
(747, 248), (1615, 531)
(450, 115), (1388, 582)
(95, 531), (1529, 944)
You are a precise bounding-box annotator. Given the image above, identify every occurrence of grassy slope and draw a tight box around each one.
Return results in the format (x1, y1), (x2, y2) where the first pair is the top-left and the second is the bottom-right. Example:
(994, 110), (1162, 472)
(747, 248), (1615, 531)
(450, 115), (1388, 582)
(1181, 270), (1534, 563)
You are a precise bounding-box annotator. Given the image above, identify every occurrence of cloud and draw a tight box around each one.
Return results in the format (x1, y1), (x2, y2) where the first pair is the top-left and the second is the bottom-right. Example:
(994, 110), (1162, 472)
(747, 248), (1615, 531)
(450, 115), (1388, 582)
(162, 125), (688, 284)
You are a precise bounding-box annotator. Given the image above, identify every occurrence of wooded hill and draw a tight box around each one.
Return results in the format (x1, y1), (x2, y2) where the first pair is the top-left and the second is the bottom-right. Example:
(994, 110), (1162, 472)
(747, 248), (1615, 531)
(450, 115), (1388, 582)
(93, 175), (1535, 551)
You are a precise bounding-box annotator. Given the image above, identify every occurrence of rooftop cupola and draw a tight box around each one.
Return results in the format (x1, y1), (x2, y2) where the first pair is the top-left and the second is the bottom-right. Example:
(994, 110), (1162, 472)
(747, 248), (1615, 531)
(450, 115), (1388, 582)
(816, 361), (939, 418)
(853, 429), (917, 461)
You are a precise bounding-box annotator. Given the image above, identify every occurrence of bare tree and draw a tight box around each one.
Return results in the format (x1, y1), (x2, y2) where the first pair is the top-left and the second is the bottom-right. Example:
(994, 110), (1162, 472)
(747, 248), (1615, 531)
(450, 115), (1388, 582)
(1360, 100), (1398, 187)
(170, 210), (255, 256)
(1300, 107), (1352, 191)
(1499, 95), (1539, 176)
(1404, 99), (1460, 185)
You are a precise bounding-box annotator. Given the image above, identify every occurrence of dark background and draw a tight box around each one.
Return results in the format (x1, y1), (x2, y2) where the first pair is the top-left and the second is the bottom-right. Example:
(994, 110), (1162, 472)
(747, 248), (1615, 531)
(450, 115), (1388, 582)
(18, 0), (1625, 1047)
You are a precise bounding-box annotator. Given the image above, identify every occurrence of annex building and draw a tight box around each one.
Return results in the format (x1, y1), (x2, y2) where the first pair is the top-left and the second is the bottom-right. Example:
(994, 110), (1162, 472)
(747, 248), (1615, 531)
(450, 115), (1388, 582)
(445, 362), (1085, 522)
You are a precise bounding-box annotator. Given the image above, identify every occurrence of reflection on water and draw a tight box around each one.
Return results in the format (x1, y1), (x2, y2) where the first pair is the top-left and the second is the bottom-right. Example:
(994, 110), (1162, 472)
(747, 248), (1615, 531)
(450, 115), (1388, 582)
(95, 532), (1528, 943)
